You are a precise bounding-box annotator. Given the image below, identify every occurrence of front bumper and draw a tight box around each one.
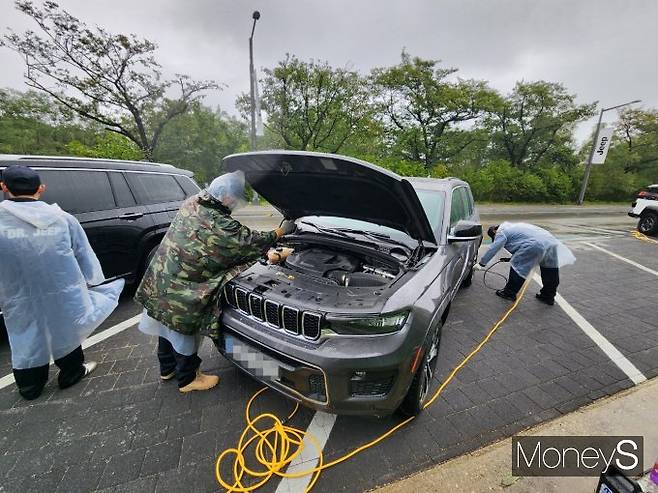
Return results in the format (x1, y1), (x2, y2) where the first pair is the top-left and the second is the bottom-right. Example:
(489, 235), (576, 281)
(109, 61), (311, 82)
(217, 308), (419, 416)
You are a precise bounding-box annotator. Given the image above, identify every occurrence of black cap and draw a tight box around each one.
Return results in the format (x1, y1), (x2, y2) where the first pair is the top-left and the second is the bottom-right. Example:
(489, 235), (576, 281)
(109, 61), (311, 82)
(487, 225), (498, 241)
(1, 165), (42, 195)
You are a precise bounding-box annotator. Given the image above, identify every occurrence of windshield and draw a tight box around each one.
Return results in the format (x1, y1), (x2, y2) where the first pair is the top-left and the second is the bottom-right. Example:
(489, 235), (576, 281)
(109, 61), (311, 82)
(414, 189), (445, 232)
(299, 190), (444, 243)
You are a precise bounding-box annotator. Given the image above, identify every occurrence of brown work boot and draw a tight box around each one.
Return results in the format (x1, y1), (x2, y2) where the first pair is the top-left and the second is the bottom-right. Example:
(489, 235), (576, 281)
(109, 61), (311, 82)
(179, 372), (219, 393)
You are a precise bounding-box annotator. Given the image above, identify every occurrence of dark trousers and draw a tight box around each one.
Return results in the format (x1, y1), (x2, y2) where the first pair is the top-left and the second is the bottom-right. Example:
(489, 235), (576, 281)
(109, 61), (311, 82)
(157, 337), (201, 388)
(502, 267), (526, 296)
(538, 266), (560, 300)
(13, 346), (85, 400)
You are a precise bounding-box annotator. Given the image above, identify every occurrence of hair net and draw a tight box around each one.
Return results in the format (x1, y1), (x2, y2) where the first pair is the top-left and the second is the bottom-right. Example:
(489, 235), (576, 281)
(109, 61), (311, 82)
(206, 171), (247, 211)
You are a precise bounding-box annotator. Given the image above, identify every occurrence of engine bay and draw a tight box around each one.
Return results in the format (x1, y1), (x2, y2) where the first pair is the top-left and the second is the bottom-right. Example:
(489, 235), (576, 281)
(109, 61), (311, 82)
(282, 245), (400, 288)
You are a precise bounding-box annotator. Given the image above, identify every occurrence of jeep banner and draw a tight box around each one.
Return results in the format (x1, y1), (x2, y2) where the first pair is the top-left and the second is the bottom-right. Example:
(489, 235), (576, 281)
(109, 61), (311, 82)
(591, 127), (615, 164)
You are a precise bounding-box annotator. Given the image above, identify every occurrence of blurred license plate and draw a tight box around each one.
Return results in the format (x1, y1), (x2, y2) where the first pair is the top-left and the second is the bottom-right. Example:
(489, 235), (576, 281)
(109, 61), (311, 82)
(223, 334), (281, 379)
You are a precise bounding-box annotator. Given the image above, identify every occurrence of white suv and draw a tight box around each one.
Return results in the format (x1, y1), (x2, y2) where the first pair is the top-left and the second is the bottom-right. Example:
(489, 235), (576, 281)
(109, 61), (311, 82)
(629, 198), (658, 236)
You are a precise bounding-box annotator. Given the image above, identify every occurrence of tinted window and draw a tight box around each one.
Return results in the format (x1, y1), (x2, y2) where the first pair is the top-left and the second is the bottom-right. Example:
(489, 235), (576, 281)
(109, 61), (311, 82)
(108, 172), (136, 207)
(126, 173), (186, 204)
(415, 190), (445, 232)
(175, 176), (201, 197)
(39, 170), (116, 214)
(450, 188), (466, 226)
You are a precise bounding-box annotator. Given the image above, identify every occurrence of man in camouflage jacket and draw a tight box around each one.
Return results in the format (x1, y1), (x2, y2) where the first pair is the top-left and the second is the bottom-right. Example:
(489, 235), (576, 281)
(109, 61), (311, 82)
(135, 171), (295, 392)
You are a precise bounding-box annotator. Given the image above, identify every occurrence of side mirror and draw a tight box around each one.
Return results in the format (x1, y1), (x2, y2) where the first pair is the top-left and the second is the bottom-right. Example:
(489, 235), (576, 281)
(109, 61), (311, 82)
(448, 220), (482, 243)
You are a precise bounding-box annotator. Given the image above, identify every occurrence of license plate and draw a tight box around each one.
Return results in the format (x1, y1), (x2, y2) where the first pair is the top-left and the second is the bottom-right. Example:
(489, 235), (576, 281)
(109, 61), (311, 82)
(223, 334), (281, 379)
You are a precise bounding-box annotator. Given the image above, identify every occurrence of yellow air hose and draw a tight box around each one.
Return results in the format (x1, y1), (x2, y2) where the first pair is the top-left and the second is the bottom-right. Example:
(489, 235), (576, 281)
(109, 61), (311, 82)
(631, 230), (658, 244)
(215, 276), (532, 492)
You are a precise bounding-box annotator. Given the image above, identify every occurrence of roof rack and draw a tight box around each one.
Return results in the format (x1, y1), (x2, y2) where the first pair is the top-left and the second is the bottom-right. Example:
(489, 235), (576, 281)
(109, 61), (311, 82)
(0, 154), (175, 168)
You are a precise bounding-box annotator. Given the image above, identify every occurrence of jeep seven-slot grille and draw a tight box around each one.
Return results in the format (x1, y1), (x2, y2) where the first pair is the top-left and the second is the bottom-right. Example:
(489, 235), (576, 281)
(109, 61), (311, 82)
(224, 285), (237, 307)
(282, 307), (300, 335)
(302, 313), (321, 340)
(249, 294), (264, 321)
(224, 284), (321, 341)
(235, 288), (249, 313)
(264, 300), (280, 326)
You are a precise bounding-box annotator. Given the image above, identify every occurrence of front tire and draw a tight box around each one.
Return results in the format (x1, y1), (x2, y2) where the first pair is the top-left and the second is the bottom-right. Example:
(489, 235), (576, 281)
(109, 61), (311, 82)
(638, 212), (658, 236)
(399, 321), (442, 416)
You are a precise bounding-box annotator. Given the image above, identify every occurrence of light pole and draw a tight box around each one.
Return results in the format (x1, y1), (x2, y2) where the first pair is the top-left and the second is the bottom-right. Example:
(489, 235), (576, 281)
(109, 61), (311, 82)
(249, 10), (260, 204)
(577, 99), (641, 205)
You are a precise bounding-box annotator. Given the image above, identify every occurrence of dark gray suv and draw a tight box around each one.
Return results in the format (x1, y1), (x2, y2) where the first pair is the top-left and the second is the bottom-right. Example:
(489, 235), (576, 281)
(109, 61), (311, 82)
(217, 151), (481, 416)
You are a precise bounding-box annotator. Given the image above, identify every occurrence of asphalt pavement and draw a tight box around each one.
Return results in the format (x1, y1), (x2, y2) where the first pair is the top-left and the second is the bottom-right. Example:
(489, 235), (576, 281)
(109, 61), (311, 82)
(0, 206), (656, 493)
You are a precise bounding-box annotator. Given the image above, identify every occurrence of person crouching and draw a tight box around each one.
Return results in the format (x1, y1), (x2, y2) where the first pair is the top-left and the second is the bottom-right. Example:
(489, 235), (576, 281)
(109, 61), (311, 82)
(476, 222), (575, 304)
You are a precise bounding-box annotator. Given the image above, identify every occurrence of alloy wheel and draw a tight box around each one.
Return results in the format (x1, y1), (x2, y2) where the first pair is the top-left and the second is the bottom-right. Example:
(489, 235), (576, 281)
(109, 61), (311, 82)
(640, 215), (656, 234)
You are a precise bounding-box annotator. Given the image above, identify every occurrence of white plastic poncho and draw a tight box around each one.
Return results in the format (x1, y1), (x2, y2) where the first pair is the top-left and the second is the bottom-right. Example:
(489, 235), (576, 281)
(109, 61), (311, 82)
(0, 200), (124, 369)
(138, 310), (201, 356)
(480, 222), (576, 278)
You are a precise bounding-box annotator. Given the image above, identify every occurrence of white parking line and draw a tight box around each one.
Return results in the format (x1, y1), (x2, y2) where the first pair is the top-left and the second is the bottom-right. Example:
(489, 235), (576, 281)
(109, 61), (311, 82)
(0, 314), (141, 391)
(584, 242), (658, 277)
(532, 274), (647, 385)
(275, 411), (337, 493)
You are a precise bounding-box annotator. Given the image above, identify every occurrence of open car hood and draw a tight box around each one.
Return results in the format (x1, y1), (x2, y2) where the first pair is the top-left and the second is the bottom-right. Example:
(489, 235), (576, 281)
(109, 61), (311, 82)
(223, 151), (436, 244)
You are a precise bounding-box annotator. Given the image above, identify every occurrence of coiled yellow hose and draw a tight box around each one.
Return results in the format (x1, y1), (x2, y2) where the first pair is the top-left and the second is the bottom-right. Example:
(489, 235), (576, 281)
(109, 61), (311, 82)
(216, 277), (532, 492)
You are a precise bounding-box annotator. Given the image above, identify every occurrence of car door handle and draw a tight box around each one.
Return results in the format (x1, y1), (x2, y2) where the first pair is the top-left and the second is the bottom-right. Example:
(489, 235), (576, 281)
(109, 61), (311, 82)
(118, 212), (144, 220)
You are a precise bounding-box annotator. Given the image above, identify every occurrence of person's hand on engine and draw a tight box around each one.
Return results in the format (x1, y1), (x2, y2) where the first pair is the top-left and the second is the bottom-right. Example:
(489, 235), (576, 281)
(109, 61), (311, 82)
(267, 247), (294, 264)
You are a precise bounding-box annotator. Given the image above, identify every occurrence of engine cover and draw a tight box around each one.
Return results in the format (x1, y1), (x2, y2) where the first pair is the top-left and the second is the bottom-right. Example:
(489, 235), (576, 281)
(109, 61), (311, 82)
(285, 248), (359, 278)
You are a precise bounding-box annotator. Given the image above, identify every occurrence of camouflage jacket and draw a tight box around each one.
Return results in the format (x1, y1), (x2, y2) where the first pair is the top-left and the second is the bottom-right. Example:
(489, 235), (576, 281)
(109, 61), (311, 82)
(134, 191), (277, 340)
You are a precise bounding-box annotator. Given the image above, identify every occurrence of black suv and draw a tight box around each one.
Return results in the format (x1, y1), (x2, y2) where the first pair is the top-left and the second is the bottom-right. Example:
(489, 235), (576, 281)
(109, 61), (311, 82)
(0, 155), (200, 283)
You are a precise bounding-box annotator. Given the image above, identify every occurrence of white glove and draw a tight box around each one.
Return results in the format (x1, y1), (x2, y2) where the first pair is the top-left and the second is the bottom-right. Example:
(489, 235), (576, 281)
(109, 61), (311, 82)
(473, 263), (484, 271)
(280, 220), (297, 235)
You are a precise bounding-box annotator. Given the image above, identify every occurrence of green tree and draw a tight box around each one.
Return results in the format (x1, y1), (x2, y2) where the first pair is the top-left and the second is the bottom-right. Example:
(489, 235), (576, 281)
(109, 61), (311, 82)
(241, 55), (373, 153)
(371, 52), (499, 169)
(0, 88), (93, 154)
(153, 102), (249, 184)
(2, 0), (217, 160)
(485, 81), (595, 169)
(614, 108), (658, 176)
(66, 132), (143, 161)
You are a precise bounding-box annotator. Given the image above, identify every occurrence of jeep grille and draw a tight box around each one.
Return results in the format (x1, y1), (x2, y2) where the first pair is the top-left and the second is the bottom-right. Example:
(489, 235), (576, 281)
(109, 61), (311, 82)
(223, 283), (321, 341)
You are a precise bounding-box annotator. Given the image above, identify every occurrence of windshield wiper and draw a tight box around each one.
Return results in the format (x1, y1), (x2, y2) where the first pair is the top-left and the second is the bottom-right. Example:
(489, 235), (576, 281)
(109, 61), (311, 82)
(298, 221), (352, 239)
(330, 228), (412, 250)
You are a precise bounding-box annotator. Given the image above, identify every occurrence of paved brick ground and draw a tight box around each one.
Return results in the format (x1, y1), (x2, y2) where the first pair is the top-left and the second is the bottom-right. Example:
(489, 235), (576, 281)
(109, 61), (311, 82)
(0, 235), (655, 493)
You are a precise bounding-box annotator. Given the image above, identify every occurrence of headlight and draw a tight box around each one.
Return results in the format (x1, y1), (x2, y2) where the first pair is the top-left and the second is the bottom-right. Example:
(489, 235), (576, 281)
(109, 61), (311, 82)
(322, 311), (409, 336)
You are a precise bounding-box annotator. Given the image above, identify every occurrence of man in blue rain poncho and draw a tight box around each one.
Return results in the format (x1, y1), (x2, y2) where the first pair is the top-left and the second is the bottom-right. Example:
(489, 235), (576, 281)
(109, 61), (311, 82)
(476, 222), (576, 304)
(0, 166), (124, 400)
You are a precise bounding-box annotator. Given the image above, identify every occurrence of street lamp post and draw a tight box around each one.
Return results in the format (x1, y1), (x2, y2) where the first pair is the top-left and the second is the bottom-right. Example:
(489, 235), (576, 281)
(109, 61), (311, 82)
(577, 99), (641, 205)
(249, 10), (260, 204)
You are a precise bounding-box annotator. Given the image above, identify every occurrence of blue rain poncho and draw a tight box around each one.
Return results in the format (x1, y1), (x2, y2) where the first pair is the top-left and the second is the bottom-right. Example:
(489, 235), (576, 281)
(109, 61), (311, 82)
(0, 200), (124, 369)
(479, 222), (576, 278)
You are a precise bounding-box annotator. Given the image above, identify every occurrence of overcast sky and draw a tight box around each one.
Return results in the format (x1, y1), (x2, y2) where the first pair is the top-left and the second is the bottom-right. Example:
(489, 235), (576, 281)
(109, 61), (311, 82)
(1, 0), (656, 143)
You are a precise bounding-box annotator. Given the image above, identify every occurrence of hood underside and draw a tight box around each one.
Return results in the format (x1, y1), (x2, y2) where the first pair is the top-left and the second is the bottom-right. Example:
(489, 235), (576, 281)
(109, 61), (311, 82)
(223, 151), (435, 243)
